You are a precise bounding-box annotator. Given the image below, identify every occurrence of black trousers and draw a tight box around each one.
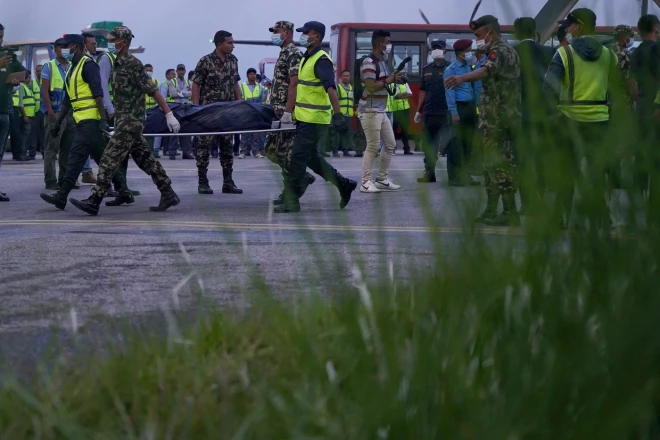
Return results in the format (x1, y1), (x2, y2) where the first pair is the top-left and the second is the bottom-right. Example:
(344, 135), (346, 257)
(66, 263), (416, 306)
(392, 109), (411, 152)
(422, 114), (449, 174)
(446, 102), (476, 183)
(30, 110), (45, 157)
(289, 121), (341, 199)
(10, 110), (28, 159)
(62, 120), (128, 196)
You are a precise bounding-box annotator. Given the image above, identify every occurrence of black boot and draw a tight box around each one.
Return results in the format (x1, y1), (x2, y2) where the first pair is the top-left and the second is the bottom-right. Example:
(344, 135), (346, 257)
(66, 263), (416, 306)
(69, 194), (103, 216)
(222, 170), (243, 194)
(337, 175), (358, 209)
(40, 191), (67, 210)
(105, 191), (135, 207)
(485, 192), (521, 226)
(273, 193), (285, 205)
(274, 197), (301, 213)
(475, 190), (500, 223)
(274, 173), (316, 205)
(150, 186), (180, 212)
(417, 171), (437, 183)
(198, 169), (213, 195)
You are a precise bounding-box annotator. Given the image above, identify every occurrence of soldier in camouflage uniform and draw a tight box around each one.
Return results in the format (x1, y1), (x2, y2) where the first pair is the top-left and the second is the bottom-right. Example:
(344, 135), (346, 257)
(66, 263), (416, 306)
(613, 24), (636, 105)
(266, 21), (317, 205)
(191, 30), (243, 195)
(445, 15), (521, 226)
(69, 26), (182, 216)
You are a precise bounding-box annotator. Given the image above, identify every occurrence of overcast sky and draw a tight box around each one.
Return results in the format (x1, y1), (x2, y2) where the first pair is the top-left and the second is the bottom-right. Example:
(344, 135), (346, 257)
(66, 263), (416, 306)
(2, 0), (654, 81)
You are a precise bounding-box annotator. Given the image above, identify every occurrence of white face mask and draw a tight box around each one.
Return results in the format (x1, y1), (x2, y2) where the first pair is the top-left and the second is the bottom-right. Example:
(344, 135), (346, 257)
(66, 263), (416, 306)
(475, 30), (492, 50)
(383, 43), (392, 55)
(431, 49), (444, 59)
(566, 33), (573, 44)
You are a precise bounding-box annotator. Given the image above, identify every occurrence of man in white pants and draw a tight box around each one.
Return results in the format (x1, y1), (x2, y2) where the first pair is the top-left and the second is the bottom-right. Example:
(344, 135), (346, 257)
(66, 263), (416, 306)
(357, 29), (402, 193)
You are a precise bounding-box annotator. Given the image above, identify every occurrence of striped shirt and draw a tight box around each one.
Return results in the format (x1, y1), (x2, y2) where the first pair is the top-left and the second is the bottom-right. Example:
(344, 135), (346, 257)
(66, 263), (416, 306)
(358, 53), (390, 113)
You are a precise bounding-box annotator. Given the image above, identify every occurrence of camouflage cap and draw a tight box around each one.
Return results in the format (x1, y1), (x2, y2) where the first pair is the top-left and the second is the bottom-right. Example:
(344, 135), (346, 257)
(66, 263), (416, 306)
(614, 24), (634, 38)
(470, 15), (499, 31)
(269, 21), (294, 33)
(107, 26), (135, 41)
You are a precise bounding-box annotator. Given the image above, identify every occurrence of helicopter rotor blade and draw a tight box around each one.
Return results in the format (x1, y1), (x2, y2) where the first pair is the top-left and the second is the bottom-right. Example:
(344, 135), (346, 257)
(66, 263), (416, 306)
(418, 9), (431, 24)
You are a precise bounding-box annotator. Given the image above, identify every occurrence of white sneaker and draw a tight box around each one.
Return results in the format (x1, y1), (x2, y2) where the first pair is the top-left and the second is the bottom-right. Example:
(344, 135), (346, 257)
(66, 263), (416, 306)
(360, 180), (381, 193)
(375, 179), (401, 191)
(255, 153), (264, 158)
(239, 154), (245, 159)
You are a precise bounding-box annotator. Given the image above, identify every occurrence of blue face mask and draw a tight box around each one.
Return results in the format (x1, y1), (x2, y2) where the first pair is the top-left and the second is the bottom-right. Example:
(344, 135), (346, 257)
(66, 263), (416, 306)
(271, 33), (284, 47)
(464, 52), (474, 62)
(61, 48), (74, 61)
(107, 42), (117, 54)
(299, 34), (311, 48)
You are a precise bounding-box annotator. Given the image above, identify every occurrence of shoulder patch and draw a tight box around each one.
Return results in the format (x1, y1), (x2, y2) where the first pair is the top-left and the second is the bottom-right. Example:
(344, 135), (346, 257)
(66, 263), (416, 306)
(488, 51), (498, 60)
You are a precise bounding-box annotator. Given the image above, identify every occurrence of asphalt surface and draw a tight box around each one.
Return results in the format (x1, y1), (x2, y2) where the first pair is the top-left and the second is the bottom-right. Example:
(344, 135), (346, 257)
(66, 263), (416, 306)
(0, 150), (521, 373)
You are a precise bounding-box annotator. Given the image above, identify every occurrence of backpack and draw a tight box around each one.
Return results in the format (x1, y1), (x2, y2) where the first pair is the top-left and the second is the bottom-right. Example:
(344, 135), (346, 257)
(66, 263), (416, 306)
(353, 54), (381, 103)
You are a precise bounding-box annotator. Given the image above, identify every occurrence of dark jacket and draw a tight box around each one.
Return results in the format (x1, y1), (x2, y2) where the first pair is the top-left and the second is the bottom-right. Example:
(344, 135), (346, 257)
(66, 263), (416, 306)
(515, 39), (555, 120)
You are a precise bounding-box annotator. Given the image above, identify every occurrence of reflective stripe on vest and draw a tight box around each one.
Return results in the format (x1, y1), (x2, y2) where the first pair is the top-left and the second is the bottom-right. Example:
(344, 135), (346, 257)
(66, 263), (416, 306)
(31, 78), (41, 107)
(47, 59), (66, 109)
(146, 79), (159, 107)
(65, 57), (101, 124)
(98, 52), (116, 100)
(336, 83), (354, 116)
(13, 83), (36, 117)
(557, 44), (611, 122)
(169, 78), (192, 103)
(240, 82), (263, 103)
(295, 50), (333, 124)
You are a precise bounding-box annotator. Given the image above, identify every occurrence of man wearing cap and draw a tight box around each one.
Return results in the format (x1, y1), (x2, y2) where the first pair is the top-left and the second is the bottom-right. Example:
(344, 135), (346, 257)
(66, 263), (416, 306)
(265, 21), (317, 206)
(40, 34), (131, 211)
(543, 8), (621, 228)
(69, 26), (182, 216)
(167, 63), (194, 160)
(275, 20), (357, 213)
(415, 40), (450, 183)
(191, 30), (243, 195)
(445, 15), (521, 226)
(513, 17), (555, 215)
(444, 38), (481, 187)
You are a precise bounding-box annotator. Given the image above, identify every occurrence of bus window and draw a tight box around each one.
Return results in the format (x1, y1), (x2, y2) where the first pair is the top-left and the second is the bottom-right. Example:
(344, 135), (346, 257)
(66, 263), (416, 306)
(392, 44), (420, 83)
(329, 28), (339, 62)
(355, 31), (373, 60)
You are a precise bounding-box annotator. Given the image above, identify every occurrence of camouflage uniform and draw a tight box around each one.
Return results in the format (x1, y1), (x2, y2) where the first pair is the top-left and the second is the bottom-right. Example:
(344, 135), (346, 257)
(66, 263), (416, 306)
(191, 50), (240, 181)
(480, 38), (521, 195)
(612, 24), (635, 106)
(91, 29), (172, 199)
(264, 22), (301, 179)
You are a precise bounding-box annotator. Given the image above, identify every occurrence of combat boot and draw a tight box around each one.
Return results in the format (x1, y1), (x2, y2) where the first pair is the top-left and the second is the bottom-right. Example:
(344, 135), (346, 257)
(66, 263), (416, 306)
(198, 169), (214, 195)
(485, 192), (521, 227)
(474, 190), (500, 223)
(222, 170), (243, 194)
(105, 191), (135, 207)
(273, 173), (316, 206)
(69, 194), (103, 216)
(274, 197), (301, 213)
(150, 186), (180, 212)
(417, 171), (437, 183)
(40, 191), (67, 210)
(336, 174), (358, 209)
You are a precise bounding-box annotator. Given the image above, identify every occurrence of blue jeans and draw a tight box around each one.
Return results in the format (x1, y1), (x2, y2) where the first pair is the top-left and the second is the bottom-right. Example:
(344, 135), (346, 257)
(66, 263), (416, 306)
(0, 114), (10, 171)
(82, 156), (92, 174)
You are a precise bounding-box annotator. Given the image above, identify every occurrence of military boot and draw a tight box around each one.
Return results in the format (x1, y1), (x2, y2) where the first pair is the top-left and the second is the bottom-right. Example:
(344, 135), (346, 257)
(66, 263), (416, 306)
(150, 186), (181, 212)
(417, 171), (437, 183)
(474, 190), (500, 223)
(198, 169), (214, 195)
(69, 194), (103, 216)
(40, 191), (67, 210)
(336, 174), (358, 209)
(222, 170), (243, 194)
(273, 197), (301, 213)
(485, 192), (521, 227)
(274, 173), (316, 206)
(105, 191), (135, 207)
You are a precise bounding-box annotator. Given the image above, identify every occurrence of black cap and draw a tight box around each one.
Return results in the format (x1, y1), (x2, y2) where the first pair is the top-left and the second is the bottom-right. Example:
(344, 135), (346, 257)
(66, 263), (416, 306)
(514, 17), (536, 35)
(558, 8), (597, 29)
(296, 21), (326, 37)
(247, 67), (257, 74)
(176, 64), (185, 70)
(54, 37), (67, 47)
(60, 34), (84, 45)
(430, 40), (446, 49)
(470, 15), (499, 31)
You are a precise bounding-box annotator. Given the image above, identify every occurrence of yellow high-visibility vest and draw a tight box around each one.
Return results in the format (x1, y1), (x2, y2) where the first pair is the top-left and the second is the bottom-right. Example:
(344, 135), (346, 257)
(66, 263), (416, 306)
(13, 83), (35, 117)
(169, 78), (192, 103)
(389, 83), (410, 112)
(31, 78), (41, 110)
(45, 59), (66, 109)
(146, 79), (159, 107)
(336, 83), (354, 116)
(295, 50), (333, 124)
(240, 82), (263, 102)
(65, 57), (101, 123)
(557, 44), (611, 122)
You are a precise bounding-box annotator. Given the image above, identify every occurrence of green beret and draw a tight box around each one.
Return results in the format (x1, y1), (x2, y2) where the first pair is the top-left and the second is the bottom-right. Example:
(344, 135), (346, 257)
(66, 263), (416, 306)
(470, 15), (499, 31)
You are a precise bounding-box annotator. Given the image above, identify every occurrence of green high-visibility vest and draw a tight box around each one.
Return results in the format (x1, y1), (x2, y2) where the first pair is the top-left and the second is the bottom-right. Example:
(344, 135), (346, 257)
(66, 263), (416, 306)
(240, 82), (263, 102)
(557, 44), (611, 122)
(388, 84), (410, 112)
(13, 83), (35, 117)
(146, 79), (159, 107)
(336, 83), (354, 116)
(295, 50), (333, 124)
(65, 57), (101, 123)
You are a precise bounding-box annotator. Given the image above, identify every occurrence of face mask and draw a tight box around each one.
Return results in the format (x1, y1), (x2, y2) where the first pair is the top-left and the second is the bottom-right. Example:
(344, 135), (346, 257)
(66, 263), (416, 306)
(146, 71), (153, 78)
(566, 33), (573, 44)
(431, 49), (444, 59)
(107, 42), (117, 54)
(300, 34), (311, 48)
(464, 52), (474, 62)
(383, 44), (392, 55)
(626, 39), (634, 49)
(61, 48), (74, 61)
(272, 34), (284, 46)
(475, 31), (492, 50)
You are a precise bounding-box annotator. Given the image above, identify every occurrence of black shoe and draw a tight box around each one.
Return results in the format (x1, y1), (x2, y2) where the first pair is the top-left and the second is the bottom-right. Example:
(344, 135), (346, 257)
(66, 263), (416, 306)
(169, 156), (176, 160)
(211, 153), (219, 158)
(417, 173), (437, 183)
(274, 200), (301, 213)
(129, 190), (141, 196)
(40, 192), (67, 210)
(16, 156), (30, 162)
(154, 152), (161, 158)
(338, 178), (358, 209)
(198, 170), (214, 194)
(29, 156), (36, 160)
(332, 152), (340, 157)
(182, 155), (195, 160)
(222, 180), (243, 194)
(468, 179), (481, 186)
(105, 189), (119, 198)
(300, 173), (316, 197)
(0, 193), (10, 202)
(149, 188), (180, 212)
(105, 192), (135, 207)
(233, 152), (239, 157)
(323, 152), (331, 158)
(45, 183), (60, 191)
(342, 150), (352, 157)
(198, 184), (213, 195)
(354, 152), (363, 158)
(448, 181), (465, 187)
(69, 195), (102, 216)
(273, 193), (285, 206)
(403, 150), (413, 155)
